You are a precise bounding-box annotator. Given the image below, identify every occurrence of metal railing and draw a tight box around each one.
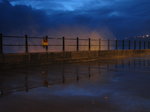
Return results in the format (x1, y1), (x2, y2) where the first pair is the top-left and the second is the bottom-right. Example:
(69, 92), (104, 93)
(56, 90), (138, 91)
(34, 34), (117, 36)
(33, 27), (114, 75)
(0, 33), (150, 54)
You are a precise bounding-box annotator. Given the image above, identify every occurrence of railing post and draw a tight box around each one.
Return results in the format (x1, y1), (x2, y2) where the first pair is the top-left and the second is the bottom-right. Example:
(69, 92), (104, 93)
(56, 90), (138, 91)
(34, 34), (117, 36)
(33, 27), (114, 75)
(134, 40), (136, 50)
(25, 35), (28, 53)
(46, 36), (48, 52)
(115, 40), (118, 50)
(62, 36), (65, 52)
(99, 39), (101, 51)
(108, 39), (110, 50)
(0, 33), (3, 54)
(128, 40), (131, 50)
(139, 40), (141, 50)
(89, 38), (91, 51)
(76, 37), (79, 51)
(122, 40), (125, 50)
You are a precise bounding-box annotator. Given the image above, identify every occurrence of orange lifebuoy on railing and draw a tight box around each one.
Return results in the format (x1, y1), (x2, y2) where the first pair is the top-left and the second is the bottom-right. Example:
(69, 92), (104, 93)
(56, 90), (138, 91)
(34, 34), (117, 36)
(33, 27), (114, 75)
(42, 37), (48, 46)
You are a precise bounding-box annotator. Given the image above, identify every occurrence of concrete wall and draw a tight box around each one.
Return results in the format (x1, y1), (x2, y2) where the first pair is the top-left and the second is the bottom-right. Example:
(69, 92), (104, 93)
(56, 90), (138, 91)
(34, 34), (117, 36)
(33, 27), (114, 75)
(0, 49), (150, 69)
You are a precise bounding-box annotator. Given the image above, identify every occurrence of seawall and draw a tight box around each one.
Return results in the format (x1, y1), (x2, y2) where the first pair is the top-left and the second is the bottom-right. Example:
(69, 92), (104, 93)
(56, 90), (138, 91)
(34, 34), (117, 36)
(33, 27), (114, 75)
(0, 49), (150, 69)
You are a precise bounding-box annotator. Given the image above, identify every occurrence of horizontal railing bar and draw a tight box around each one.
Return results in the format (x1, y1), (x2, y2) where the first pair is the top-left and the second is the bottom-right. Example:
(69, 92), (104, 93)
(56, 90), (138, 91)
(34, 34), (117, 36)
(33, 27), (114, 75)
(90, 39), (98, 41)
(2, 35), (150, 40)
(48, 45), (62, 46)
(28, 37), (43, 39)
(29, 45), (62, 46)
(3, 36), (24, 38)
(65, 45), (77, 46)
(16, 44), (118, 46)
(28, 45), (42, 46)
(3, 44), (113, 46)
(79, 45), (89, 46)
(90, 45), (99, 46)
(27, 36), (43, 39)
(3, 35), (24, 37)
(65, 38), (77, 40)
(28, 37), (59, 39)
(2, 36), (148, 41)
(48, 37), (59, 39)
(79, 39), (88, 40)
(4, 44), (25, 46)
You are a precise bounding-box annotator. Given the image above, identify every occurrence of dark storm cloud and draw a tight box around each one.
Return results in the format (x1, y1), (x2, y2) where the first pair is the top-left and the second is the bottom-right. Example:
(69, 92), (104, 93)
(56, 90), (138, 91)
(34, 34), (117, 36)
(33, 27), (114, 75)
(0, 0), (150, 38)
(0, 0), (54, 35)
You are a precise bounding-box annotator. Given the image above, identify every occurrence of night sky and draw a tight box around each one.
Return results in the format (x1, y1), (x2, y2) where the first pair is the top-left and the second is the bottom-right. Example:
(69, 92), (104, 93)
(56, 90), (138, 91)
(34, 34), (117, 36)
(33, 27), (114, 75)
(0, 0), (150, 38)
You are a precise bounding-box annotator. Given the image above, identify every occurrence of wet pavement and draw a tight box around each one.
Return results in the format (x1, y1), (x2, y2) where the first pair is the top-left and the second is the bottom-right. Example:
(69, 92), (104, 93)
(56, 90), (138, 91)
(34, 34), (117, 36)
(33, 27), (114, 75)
(0, 56), (150, 112)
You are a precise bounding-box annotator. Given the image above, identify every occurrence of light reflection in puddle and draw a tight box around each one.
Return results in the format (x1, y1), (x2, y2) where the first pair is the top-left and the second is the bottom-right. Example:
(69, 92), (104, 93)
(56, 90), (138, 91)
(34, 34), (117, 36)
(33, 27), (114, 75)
(0, 56), (150, 112)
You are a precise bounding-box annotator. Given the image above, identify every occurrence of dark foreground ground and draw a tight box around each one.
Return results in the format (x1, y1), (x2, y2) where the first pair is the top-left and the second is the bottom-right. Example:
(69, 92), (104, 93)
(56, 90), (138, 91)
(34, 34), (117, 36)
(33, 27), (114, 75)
(0, 56), (150, 112)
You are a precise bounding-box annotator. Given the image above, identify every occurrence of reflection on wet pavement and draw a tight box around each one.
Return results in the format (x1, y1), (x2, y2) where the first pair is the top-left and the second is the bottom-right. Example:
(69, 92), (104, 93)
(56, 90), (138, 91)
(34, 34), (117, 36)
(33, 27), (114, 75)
(0, 56), (150, 112)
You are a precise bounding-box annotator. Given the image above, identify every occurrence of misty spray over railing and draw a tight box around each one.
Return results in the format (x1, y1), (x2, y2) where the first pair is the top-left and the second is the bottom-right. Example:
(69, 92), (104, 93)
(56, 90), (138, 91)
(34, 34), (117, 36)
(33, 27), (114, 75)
(0, 33), (150, 54)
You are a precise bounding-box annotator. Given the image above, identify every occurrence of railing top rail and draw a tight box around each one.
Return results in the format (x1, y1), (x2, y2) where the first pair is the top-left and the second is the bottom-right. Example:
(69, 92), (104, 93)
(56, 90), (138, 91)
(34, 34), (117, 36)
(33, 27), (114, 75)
(1, 34), (150, 41)
(64, 38), (77, 40)
(79, 39), (88, 40)
(3, 35), (24, 38)
(29, 36), (59, 39)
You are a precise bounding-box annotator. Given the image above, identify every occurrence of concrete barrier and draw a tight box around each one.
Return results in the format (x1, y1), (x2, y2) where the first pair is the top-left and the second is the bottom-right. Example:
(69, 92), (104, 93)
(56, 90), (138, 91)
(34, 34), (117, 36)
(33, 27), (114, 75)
(0, 49), (150, 69)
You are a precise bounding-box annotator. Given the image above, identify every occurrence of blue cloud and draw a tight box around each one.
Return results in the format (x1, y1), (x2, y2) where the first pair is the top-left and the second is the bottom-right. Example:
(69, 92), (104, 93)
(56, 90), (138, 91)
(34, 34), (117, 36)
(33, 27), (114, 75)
(0, 0), (150, 38)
